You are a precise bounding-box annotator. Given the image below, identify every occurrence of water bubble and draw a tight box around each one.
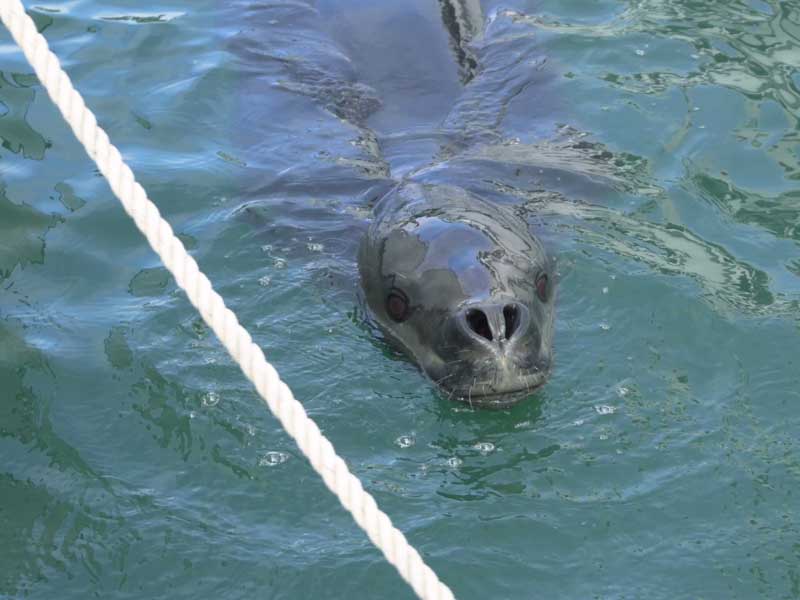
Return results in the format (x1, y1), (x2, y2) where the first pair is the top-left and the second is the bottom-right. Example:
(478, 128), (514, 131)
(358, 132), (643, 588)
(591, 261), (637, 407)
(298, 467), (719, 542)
(602, 287), (609, 295)
(189, 411), (197, 419)
(473, 441), (495, 455)
(635, 49), (645, 56)
(306, 242), (324, 252)
(446, 457), (463, 468)
(259, 451), (290, 467)
(594, 405), (616, 415)
(258, 275), (271, 287)
(202, 391), (220, 407)
(395, 435), (415, 449)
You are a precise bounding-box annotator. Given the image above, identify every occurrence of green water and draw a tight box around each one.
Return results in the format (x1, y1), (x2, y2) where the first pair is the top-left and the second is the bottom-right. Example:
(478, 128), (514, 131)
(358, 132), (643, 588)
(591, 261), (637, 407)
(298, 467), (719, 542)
(2, 0), (799, 598)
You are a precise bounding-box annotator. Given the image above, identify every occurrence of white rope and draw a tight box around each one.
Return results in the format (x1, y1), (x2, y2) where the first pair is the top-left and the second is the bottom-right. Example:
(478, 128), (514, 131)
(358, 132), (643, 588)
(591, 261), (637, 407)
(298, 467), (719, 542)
(0, 3), (455, 598)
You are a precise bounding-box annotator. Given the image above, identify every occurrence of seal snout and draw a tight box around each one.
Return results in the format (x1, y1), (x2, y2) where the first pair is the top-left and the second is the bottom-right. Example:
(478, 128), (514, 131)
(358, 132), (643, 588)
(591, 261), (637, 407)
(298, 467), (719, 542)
(459, 301), (530, 349)
(441, 300), (549, 402)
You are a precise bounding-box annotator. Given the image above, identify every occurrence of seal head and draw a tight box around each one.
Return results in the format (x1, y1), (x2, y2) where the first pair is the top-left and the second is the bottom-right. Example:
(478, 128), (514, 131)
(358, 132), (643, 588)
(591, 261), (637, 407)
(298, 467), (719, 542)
(359, 183), (555, 408)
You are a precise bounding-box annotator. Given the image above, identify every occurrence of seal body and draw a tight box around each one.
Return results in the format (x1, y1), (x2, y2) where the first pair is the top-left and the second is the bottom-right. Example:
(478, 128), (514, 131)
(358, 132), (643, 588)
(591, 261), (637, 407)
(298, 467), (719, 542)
(359, 182), (556, 407)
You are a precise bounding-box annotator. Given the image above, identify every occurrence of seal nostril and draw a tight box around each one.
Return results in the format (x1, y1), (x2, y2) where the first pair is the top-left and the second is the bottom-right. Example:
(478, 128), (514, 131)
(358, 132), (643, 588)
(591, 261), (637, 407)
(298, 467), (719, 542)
(466, 309), (493, 341)
(503, 304), (519, 339)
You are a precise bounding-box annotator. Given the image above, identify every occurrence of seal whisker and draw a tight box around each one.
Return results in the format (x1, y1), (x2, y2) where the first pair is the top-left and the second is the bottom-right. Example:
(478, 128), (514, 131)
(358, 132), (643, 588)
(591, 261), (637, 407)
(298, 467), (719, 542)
(432, 372), (455, 386)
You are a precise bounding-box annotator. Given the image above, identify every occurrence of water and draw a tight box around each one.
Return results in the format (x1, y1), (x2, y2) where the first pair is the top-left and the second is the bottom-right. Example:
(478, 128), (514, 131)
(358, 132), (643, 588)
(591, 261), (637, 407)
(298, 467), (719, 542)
(1, 0), (799, 598)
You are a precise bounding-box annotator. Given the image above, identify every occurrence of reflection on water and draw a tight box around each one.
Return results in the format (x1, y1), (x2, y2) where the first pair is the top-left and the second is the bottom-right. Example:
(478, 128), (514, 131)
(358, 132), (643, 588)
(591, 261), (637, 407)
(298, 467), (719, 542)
(511, 0), (800, 179)
(506, 185), (785, 314)
(691, 168), (800, 242)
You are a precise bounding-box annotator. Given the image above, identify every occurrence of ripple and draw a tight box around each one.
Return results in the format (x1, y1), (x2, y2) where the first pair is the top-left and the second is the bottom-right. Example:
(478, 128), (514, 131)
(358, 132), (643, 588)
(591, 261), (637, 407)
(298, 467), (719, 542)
(97, 12), (185, 24)
(258, 451), (290, 467)
(202, 391), (220, 408)
(394, 435), (415, 449)
(472, 441), (496, 455)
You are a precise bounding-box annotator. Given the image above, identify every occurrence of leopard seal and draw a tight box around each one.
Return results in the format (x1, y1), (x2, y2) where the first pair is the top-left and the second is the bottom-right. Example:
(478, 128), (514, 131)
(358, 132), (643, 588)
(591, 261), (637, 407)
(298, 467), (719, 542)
(240, 0), (560, 407)
(359, 182), (556, 408)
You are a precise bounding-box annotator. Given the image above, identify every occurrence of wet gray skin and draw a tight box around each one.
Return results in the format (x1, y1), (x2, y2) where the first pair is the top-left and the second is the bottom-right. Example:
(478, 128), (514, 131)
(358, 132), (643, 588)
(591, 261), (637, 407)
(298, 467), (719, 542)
(250, 0), (562, 407)
(359, 183), (556, 408)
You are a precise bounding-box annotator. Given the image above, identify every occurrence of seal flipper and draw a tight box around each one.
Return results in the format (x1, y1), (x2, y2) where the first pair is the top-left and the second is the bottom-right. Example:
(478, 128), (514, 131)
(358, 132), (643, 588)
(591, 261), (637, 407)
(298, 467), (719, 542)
(436, 9), (552, 155)
(411, 9), (659, 199)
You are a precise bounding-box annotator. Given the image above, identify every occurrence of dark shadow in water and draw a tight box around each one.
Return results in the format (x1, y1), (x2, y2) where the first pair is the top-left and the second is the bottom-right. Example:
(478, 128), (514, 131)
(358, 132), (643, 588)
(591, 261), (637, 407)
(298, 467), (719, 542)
(0, 186), (61, 282)
(0, 318), (130, 597)
(104, 324), (259, 480)
(437, 0), (482, 84)
(0, 71), (51, 160)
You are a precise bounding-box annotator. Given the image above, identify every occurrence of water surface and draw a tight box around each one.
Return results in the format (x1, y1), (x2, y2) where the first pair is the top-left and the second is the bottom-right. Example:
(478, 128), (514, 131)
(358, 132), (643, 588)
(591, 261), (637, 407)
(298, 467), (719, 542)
(1, 1), (799, 598)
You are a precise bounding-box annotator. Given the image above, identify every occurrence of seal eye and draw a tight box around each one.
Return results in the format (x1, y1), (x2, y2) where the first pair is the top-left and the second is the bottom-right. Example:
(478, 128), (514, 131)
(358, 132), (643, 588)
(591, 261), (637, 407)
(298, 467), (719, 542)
(386, 289), (410, 322)
(536, 273), (549, 302)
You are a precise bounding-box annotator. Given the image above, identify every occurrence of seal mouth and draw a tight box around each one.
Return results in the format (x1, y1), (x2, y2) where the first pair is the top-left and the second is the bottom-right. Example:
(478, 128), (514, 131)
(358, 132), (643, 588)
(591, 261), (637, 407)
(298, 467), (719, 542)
(437, 370), (549, 409)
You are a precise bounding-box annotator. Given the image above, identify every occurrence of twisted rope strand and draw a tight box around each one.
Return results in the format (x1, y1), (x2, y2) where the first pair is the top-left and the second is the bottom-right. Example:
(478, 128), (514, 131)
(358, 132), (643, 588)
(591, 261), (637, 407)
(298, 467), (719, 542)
(0, 3), (454, 598)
